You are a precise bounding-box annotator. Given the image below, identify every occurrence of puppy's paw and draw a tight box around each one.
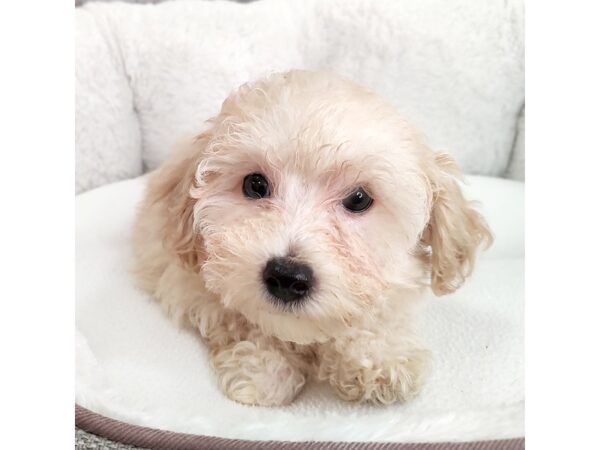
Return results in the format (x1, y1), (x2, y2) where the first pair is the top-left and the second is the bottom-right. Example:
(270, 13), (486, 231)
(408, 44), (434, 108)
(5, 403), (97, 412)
(328, 348), (431, 404)
(211, 341), (306, 406)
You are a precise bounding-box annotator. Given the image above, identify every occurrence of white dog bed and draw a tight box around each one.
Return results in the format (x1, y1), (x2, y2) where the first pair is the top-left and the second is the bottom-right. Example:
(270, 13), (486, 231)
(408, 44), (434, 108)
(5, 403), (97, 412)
(76, 175), (524, 449)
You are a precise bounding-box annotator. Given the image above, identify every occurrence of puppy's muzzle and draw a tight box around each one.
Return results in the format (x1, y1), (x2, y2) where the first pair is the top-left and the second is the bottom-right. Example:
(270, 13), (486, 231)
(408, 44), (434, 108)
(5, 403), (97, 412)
(262, 257), (313, 304)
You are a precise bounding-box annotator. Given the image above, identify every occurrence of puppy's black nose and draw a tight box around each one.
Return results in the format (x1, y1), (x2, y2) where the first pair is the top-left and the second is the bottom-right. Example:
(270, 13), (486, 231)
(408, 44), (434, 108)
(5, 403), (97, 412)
(263, 257), (313, 303)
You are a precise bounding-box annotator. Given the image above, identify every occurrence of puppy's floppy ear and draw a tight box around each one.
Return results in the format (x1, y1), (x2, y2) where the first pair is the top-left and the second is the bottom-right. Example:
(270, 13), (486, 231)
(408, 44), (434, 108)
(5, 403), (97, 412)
(146, 135), (208, 271)
(421, 152), (493, 296)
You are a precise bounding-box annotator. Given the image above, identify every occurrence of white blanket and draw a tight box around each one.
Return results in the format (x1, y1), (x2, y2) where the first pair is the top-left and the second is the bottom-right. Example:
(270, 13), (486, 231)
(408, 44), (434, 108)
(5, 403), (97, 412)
(75, 175), (523, 443)
(75, 0), (524, 192)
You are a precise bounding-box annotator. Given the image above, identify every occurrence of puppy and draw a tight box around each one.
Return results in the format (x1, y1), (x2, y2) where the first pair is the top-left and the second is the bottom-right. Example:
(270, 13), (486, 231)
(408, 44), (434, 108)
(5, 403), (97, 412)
(132, 70), (492, 406)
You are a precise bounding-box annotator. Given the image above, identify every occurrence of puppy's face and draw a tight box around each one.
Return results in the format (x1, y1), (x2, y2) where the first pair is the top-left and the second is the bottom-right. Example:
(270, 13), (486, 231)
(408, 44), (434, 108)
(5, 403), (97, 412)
(183, 71), (490, 343)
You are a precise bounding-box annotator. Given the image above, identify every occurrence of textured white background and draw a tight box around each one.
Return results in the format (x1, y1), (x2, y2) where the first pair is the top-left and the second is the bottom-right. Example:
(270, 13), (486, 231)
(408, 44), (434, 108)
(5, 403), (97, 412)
(75, 0), (524, 192)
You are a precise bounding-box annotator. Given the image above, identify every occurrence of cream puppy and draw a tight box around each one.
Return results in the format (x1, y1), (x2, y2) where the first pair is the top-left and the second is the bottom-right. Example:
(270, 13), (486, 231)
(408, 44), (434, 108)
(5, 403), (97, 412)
(132, 70), (492, 406)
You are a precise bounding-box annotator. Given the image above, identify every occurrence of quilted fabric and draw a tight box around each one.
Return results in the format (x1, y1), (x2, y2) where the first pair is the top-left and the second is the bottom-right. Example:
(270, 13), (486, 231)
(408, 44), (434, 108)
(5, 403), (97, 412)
(75, 0), (524, 192)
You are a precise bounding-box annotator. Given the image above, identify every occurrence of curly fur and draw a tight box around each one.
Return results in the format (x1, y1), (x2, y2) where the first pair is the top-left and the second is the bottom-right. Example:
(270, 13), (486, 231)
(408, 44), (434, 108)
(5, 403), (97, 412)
(132, 70), (492, 406)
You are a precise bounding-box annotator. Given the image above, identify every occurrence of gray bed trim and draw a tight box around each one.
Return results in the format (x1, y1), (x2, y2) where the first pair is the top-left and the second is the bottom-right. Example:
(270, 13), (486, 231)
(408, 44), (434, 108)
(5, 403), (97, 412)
(75, 405), (524, 450)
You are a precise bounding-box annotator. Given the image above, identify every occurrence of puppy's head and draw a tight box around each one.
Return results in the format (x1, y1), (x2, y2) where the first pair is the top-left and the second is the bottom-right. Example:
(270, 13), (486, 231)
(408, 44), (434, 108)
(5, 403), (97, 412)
(161, 70), (491, 343)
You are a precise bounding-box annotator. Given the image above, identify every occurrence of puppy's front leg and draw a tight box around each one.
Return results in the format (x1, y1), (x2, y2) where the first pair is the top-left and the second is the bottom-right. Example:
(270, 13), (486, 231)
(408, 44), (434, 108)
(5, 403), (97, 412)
(209, 333), (308, 407)
(196, 308), (308, 407)
(317, 329), (430, 404)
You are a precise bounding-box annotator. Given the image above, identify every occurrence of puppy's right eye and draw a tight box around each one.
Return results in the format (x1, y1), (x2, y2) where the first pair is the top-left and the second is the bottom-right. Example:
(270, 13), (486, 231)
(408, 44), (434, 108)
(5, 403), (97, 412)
(243, 173), (270, 199)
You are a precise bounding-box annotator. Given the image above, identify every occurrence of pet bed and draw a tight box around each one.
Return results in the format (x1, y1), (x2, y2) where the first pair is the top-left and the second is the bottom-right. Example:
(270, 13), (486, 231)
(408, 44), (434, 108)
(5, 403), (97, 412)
(75, 174), (524, 449)
(75, 0), (524, 193)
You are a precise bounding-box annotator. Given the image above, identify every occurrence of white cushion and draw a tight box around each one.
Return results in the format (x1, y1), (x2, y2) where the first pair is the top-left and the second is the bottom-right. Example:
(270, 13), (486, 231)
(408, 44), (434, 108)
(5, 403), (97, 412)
(75, 0), (524, 191)
(75, 8), (142, 193)
(76, 175), (523, 443)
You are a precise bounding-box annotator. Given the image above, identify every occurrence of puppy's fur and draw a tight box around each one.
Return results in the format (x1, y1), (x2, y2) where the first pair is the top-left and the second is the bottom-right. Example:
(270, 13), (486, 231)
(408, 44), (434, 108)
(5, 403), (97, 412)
(132, 70), (492, 406)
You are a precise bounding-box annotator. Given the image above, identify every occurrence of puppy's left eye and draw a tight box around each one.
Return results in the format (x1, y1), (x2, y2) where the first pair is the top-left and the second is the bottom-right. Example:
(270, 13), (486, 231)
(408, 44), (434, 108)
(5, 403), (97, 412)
(342, 187), (373, 213)
(243, 173), (270, 199)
